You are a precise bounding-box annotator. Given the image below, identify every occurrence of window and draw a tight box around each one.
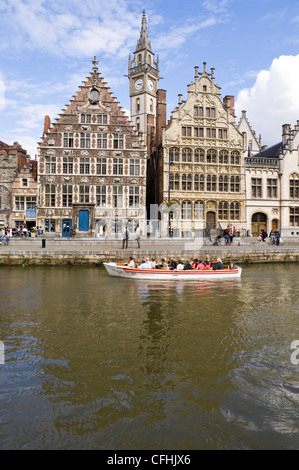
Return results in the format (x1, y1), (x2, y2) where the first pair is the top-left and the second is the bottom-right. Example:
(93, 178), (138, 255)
(80, 158), (90, 174)
(97, 114), (108, 124)
(218, 129), (228, 139)
(230, 176), (240, 192)
(22, 178), (28, 187)
(129, 187), (140, 207)
(206, 149), (217, 163)
(219, 175), (228, 192)
(182, 126), (191, 137)
(130, 159), (140, 176)
(81, 114), (91, 123)
(219, 150), (228, 164)
(45, 184), (56, 207)
(252, 178), (262, 198)
(182, 201), (191, 219)
(206, 128), (216, 138)
(169, 173), (174, 191)
(113, 134), (124, 149)
(194, 127), (204, 138)
(96, 158), (107, 175)
(194, 174), (199, 191)
(290, 176), (299, 198)
(174, 173), (180, 190)
(207, 175), (216, 191)
(194, 148), (204, 163)
(150, 99), (153, 112)
(45, 157), (56, 174)
(290, 207), (299, 226)
(200, 175), (204, 191)
(113, 158), (123, 175)
(97, 133), (107, 148)
(45, 219), (56, 232)
(136, 98), (140, 113)
(26, 196), (36, 210)
(63, 157), (73, 174)
(63, 132), (74, 148)
(230, 202), (240, 220)
(136, 118), (140, 132)
(267, 179), (277, 198)
(79, 185), (90, 203)
(15, 196), (25, 210)
(96, 186), (106, 206)
(169, 147), (179, 163)
(62, 185), (73, 207)
(231, 151), (240, 164)
(206, 107), (216, 118)
(194, 106), (204, 117)
(80, 133), (90, 148)
(182, 174), (187, 191)
(182, 148), (192, 162)
(194, 201), (204, 219)
(112, 186), (123, 208)
(218, 202), (228, 220)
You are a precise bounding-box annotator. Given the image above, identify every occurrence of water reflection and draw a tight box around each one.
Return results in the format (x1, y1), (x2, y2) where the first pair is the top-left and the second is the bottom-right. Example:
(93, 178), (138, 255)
(0, 265), (298, 450)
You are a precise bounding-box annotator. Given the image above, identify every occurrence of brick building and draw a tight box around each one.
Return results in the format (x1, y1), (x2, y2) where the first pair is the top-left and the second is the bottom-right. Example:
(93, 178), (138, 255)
(37, 57), (147, 238)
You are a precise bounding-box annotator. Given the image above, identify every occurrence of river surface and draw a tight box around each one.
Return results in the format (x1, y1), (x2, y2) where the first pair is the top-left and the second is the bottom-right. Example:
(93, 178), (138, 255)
(0, 264), (298, 450)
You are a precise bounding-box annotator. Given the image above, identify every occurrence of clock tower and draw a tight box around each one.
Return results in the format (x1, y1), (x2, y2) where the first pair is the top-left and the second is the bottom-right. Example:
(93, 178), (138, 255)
(128, 10), (160, 150)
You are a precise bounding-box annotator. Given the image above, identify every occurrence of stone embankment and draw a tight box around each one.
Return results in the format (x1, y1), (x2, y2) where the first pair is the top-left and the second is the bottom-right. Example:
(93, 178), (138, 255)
(1, 237), (299, 266)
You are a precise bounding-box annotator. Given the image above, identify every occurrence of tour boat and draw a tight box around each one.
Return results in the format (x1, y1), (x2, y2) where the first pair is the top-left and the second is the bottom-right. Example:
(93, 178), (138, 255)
(103, 262), (242, 280)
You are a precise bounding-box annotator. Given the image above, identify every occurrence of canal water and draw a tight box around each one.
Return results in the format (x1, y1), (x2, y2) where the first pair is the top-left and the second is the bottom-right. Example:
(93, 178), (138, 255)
(0, 263), (298, 450)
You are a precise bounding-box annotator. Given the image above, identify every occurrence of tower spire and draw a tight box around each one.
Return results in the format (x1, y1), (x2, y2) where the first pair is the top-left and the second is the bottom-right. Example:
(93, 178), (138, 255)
(136, 9), (152, 52)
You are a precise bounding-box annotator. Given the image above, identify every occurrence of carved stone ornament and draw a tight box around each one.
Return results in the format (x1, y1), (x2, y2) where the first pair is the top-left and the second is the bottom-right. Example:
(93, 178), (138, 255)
(64, 125), (73, 131)
(80, 150), (89, 156)
(47, 149), (56, 155)
(77, 105), (83, 112)
(132, 141), (139, 148)
(47, 138), (55, 146)
(206, 200), (216, 210)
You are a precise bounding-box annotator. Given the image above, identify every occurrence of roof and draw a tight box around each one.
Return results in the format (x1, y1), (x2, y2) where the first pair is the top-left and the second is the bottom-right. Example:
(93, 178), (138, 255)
(253, 142), (282, 159)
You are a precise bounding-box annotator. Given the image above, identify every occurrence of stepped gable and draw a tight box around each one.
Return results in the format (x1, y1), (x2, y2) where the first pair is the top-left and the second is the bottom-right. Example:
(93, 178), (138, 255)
(39, 56), (144, 151)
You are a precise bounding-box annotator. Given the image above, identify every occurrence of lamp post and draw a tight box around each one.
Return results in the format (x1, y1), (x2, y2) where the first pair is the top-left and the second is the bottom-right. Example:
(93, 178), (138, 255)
(168, 155), (173, 237)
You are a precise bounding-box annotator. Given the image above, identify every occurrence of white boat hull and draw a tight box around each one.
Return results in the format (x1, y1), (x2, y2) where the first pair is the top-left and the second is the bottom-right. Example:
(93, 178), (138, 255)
(103, 262), (242, 281)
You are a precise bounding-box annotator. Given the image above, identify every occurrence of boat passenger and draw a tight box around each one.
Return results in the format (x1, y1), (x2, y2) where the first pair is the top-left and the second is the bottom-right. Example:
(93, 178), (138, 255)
(229, 261), (238, 270)
(176, 260), (184, 270)
(191, 258), (198, 269)
(170, 260), (177, 270)
(205, 257), (211, 267)
(158, 258), (168, 269)
(151, 258), (156, 268)
(197, 260), (205, 270)
(126, 257), (135, 268)
(183, 261), (193, 270)
(138, 258), (151, 269)
(213, 258), (224, 270)
(203, 262), (211, 270)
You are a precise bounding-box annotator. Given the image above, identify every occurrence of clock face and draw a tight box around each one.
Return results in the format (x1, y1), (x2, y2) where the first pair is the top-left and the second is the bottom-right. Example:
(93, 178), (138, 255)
(147, 79), (154, 92)
(134, 78), (143, 90)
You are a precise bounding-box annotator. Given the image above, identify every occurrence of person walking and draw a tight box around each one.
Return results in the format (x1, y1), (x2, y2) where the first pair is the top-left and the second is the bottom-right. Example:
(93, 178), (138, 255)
(122, 226), (129, 249)
(135, 224), (141, 248)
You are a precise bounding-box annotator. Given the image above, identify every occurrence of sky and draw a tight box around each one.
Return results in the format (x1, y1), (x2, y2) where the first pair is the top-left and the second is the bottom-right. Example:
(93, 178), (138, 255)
(2, 0), (299, 158)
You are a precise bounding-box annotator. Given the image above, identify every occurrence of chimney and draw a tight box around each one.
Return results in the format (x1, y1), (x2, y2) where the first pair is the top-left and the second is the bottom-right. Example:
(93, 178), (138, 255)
(282, 124), (291, 144)
(156, 89), (167, 147)
(223, 95), (235, 116)
(44, 115), (51, 134)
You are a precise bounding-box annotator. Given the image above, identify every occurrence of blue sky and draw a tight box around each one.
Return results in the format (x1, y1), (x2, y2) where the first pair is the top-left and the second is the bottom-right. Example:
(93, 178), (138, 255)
(2, 0), (299, 157)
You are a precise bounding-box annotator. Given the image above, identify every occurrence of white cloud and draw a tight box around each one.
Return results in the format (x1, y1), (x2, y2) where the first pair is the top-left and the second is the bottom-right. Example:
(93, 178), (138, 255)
(235, 55), (299, 146)
(0, 73), (5, 111)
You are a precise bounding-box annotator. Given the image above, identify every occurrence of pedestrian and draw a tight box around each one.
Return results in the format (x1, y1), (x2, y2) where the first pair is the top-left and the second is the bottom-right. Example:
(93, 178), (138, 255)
(135, 224), (141, 248)
(275, 230), (280, 246)
(122, 226), (129, 249)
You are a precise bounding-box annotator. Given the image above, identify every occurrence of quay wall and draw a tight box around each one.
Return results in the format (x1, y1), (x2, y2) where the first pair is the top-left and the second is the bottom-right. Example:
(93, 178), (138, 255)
(1, 248), (299, 266)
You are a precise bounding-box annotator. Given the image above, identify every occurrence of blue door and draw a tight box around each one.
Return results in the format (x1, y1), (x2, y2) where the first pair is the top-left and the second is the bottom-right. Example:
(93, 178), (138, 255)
(79, 210), (89, 232)
(62, 219), (72, 237)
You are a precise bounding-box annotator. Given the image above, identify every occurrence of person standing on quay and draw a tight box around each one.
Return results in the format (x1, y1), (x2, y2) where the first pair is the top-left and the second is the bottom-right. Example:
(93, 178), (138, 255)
(135, 224), (141, 248)
(122, 226), (129, 249)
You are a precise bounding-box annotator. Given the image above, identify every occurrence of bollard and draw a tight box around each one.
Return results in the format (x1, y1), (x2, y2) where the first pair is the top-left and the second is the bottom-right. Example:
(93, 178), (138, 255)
(42, 238), (46, 248)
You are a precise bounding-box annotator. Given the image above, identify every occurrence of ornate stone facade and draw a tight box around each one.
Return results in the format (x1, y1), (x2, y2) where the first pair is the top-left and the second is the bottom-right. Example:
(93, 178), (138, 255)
(155, 63), (246, 236)
(37, 58), (146, 238)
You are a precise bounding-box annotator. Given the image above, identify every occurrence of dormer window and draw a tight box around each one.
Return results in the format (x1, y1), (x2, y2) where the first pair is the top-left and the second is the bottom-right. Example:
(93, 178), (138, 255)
(22, 178), (28, 187)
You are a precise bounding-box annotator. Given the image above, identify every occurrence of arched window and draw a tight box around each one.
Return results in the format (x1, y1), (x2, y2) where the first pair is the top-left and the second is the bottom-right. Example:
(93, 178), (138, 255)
(219, 150), (228, 164)
(169, 173), (174, 190)
(230, 176), (240, 192)
(194, 174), (199, 191)
(219, 175), (228, 192)
(207, 149), (217, 163)
(182, 174), (187, 190)
(207, 175), (216, 191)
(138, 54), (142, 65)
(218, 202), (228, 220)
(182, 148), (192, 162)
(182, 201), (191, 219)
(194, 148), (204, 163)
(136, 98), (140, 113)
(231, 151), (240, 165)
(194, 201), (204, 219)
(169, 147), (179, 163)
(230, 202), (240, 220)
(200, 174), (204, 191)
(174, 173), (180, 190)
(187, 174), (192, 190)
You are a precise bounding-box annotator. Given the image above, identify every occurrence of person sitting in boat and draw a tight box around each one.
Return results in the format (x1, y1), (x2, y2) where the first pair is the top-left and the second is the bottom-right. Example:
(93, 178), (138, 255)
(138, 257), (150, 269)
(229, 261), (238, 270)
(176, 260), (184, 270)
(204, 262), (211, 270)
(191, 258), (198, 269)
(125, 256), (135, 268)
(157, 258), (168, 269)
(183, 260), (193, 270)
(197, 260), (205, 270)
(169, 260), (177, 270)
(205, 257), (211, 267)
(213, 258), (224, 270)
